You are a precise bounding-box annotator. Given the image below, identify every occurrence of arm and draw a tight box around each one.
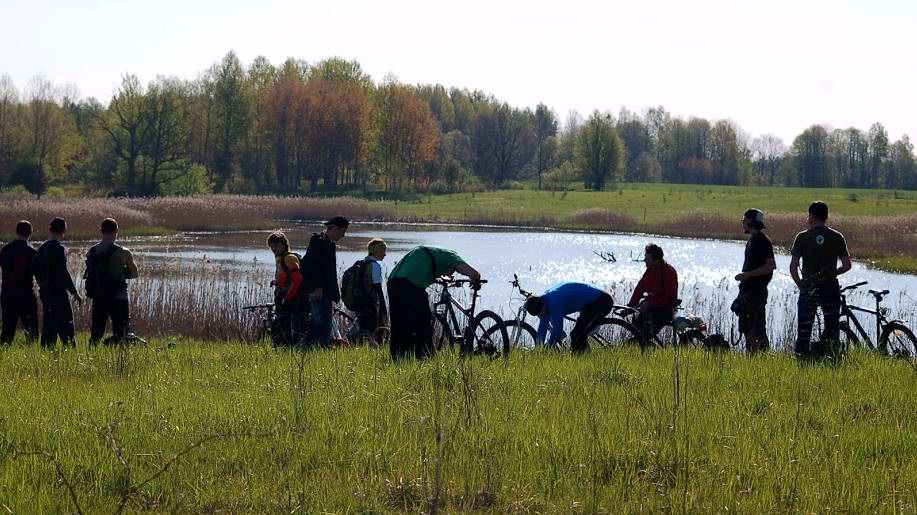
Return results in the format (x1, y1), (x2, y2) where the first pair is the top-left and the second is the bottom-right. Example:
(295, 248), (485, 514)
(789, 255), (802, 288)
(123, 249), (139, 279)
(535, 316), (549, 346)
(837, 256), (852, 276)
(545, 310), (566, 346)
(628, 274), (647, 307)
(736, 258), (776, 282)
(56, 245), (78, 296)
(454, 262), (481, 283)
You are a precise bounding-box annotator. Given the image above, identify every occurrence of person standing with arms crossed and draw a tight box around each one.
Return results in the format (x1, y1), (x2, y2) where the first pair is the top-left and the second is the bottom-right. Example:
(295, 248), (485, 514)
(789, 201), (851, 358)
(33, 217), (82, 348)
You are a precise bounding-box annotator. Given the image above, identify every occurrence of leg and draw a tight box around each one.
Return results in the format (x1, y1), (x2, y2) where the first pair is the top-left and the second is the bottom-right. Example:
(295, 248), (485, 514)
(0, 300), (16, 344)
(90, 298), (110, 345)
(795, 291), (816, 357)
(819, 283), (842, 357)
(570, 293), (614, 354)
(412, 286), (434, 359)
(272, 301), (293, 348)
(58, 296), (76, 347)
(741, 290), (769, 353)
(22, 296), (39, 344)
(308, 296), (333, 347)
(110, 299), (130, 342)
(40, 297), (56, 348)
(387, 280), (412, 360)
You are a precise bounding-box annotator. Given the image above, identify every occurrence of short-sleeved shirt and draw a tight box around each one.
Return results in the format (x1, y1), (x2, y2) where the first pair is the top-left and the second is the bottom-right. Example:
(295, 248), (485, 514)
(388, 246), (466, 289)
(790, 226), (849, 284)
(87, 241), (133, 300)
(740, 232), (775, 292)
(367, 256), (383, 285)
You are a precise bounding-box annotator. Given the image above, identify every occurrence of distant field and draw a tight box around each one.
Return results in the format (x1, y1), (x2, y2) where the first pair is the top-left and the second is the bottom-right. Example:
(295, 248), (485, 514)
(2, 341), (916, 512)
(393, 183), (917, 225)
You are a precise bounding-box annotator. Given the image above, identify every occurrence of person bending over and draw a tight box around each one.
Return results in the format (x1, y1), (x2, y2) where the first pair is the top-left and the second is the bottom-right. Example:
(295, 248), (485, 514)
(524, 281), (614, 354)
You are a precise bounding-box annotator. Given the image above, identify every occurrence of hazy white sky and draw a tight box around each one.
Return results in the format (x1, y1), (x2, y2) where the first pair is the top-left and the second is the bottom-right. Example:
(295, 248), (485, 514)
(1, 0), (915, 143)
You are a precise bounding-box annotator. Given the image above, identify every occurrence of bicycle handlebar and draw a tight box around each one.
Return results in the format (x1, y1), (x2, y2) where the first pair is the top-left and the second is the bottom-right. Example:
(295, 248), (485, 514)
(435, 276), (487, 287)
(840, 281), (868, 293)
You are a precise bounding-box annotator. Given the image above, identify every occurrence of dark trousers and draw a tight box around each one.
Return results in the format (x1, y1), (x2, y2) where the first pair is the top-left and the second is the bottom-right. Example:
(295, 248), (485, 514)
(40, 292), (75, 348)
(570, 292), (614, 353)
(387, 278), (433, 360)
(273, 296), (309, 348)
(634, 305), (675, 345)
(737, 288), (769, 353)
(796, 280), (841, 357)
(309, 296), (333, 347)
(89, 297), (130, 345)
(1, 297), (39, 344)
(348, 304), (383, 342)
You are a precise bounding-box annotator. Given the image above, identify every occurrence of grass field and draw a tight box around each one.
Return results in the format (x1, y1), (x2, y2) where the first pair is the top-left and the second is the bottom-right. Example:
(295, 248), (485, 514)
(2, 339), (917, 513)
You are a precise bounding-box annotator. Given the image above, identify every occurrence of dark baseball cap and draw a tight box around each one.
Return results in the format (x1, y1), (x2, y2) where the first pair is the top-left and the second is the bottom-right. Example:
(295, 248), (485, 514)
(324, 216), (350, 229)
(743, 208), (766, 229)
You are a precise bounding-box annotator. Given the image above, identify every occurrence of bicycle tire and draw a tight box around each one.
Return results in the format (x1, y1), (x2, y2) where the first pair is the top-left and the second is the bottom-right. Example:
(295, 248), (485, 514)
(468, 310), (509, 358)
(486, 320), (537, 350)
(879, 322), (917, 359)
(433, 313), (453, 352)
(588, 317), (644, 349)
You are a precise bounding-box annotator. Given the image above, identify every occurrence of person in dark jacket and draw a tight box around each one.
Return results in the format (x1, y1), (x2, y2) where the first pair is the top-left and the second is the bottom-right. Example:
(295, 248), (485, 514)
(33, 217), (82, 348)
(734, 209), (776, 353)
(628, 243), (679, 344)
(0, 220), (39, 344)
(85, 218), (139, 345)
(304, 216), (348, 346)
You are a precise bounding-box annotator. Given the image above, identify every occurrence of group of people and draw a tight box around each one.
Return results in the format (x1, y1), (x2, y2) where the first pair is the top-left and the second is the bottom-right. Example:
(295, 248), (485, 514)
(0, 217), (138, 347)
(522, 201), (850, 358)
(1, 200), (851, 360)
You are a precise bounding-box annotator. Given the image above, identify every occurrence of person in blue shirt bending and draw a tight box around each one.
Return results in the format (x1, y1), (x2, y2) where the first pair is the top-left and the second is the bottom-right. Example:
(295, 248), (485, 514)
(524, 281), (614, 354)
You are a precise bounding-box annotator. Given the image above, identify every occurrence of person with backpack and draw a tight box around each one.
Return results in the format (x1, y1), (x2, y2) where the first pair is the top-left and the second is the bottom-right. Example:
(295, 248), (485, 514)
(342, 238), (388, 344)
(303, 216), (348, 347)
(386, 245), (481, 360)
(33, 217), (81, 348)
(268, 231), (307, 348)
(85, 218), (138, 346)
(1, 220), (39, 344)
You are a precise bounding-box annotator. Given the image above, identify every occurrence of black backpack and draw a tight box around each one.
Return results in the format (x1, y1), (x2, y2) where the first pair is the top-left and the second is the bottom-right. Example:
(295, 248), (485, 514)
(84, 244), (126, 299)
(341, 258), (373, 310)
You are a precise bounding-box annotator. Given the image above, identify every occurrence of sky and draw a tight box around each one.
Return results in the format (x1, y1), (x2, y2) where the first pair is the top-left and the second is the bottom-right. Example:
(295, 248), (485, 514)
(1, 0), (915, 144)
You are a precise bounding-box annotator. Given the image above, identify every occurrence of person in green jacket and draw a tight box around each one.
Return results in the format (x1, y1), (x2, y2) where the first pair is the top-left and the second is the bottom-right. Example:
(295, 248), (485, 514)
(386, 245), (480, 359)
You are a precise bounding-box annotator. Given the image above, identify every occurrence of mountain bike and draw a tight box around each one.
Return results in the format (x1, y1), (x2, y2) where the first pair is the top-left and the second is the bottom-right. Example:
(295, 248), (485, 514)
(431, 277), (510, 358)
(242, 300), (383, 347)
(492, 274), (644, 350)
(808, 281), (917, 358)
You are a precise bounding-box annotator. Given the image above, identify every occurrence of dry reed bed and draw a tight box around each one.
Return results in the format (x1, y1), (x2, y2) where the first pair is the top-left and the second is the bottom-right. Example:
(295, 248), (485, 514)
(0, 195), (394, 238)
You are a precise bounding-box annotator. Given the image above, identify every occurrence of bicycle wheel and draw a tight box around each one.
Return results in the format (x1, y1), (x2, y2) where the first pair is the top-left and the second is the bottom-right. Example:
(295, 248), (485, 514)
(468, 310), (509, 358)
(879, 322), (917, 359)
(433, 313), (454, 351)
(486, 320), (537, 350)
(808, 315), (858, 356)
(588, 318), (644, 348)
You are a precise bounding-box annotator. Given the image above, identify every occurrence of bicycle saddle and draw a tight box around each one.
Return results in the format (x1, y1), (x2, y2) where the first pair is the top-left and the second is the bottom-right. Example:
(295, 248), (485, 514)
(869, 289), (890, 296)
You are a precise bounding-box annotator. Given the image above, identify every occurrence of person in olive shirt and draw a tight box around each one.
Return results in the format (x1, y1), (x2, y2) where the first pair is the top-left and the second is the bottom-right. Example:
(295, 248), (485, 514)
(85, 218), (139, 345)
(386, 245), (481, 360)
(303, 216), (348, 347)
(33, 217), (82, 348)
(789, 201), (852, 358)
(0, 220), (39, 344)
(733, 209), (776, 354)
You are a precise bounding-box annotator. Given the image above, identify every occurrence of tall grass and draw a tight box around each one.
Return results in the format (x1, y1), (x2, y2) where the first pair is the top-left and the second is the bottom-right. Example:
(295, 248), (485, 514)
(1, 343), (916, 512)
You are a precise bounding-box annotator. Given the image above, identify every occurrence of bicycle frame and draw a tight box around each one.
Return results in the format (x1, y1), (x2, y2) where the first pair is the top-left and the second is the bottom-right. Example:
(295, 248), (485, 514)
(433, 280), (480, 337)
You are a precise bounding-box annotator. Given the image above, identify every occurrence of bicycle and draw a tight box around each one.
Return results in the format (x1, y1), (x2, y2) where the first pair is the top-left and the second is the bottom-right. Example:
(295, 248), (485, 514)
(431, 276), (510, 358)
(242, 299), (385, 347)
(492, 274), (643, 351)
(618, 298), (727, 350)
(807, 281), (917, 358)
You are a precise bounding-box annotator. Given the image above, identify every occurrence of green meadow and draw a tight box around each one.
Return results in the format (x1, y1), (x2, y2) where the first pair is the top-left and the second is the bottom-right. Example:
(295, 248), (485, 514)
(2, 339), (916, 513)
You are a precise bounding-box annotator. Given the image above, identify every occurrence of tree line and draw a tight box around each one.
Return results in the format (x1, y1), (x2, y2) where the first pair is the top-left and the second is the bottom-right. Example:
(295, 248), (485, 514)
(1, 51), (915, 197)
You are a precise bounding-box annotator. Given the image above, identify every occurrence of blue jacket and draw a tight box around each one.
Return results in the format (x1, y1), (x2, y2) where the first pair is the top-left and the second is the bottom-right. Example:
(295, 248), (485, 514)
(535, 282), (604, 345)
